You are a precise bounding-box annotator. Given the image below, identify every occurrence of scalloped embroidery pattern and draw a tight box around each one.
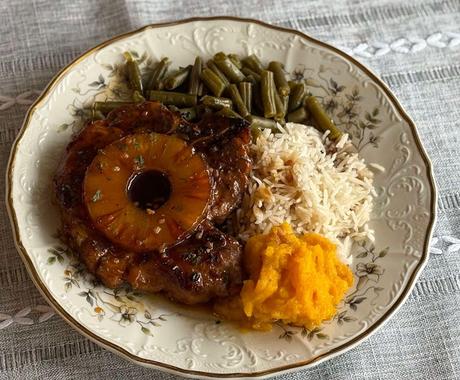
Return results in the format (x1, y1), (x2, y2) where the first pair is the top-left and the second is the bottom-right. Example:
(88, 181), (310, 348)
(430, 236), (460, 255)
(0, 233), (458, 330)
(0, 90), (42, 111)
(347, 32), (460, 58)
(281, 1), (460, 30)
(0, 305), (55, 329)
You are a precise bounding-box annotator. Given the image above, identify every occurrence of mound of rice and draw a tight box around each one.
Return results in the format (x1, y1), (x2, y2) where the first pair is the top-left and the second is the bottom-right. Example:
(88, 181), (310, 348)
(235, 123), (375, 261)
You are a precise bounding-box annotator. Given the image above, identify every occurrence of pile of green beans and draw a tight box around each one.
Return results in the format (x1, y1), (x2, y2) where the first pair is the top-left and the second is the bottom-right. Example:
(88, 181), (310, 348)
(92, 51), (342, 140)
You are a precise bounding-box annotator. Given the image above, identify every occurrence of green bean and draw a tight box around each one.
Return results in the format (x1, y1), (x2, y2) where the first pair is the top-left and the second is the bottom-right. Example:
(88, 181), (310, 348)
(200, 95), (233, 109)
(178, 107), (197, 121)
(149, 91), (197, 107)
(261, 70), (277, 119)
(213, 52), (227, 61)
(214, 54), (245, 83)
(287, 106), (309, 123)
(197, 82), (205, 96)
(273, 89), (285, 122)
(242, 75), (256, 86)
(200, 68), (226, 97)
(241, 67), (261, 82)
(227, 84), (249, 118)
(93, 101), (135, 114)
(164, 65), (191, 90)
(249, 115), (279, 131)
(288, 82), (307, 112)
(132, 90), (145, 103)
(123, 52), (143, 93)
(305, 96), (342, 140)
(253, 81), (264, 114)
(238, 82), (252, 114)
(268, 61), (290, 96)
(281, 94), (289, 115)
(206, 61), (230, 87)
(188, 56), (203, 95)
(228, 54), (243, 69)
(167, 105), (180, 112)
(215, 107), (243, 119)
(91, 109), (105, 120)
(242, 54), (264, 74)
(147, 58), (170, 91)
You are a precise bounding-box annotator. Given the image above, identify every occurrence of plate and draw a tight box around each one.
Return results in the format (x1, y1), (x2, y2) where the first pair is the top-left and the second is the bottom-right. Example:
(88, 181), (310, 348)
(6, 17), (436, 378)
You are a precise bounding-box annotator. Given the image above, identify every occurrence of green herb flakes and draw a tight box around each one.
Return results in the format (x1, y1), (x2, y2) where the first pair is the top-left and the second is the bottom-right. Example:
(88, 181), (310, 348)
(92, 190), (102, 202)
(134, 155), (144, 167)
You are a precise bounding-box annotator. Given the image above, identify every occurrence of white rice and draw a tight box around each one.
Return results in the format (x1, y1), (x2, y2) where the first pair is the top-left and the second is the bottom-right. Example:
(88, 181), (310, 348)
(235, 123), (375, 263)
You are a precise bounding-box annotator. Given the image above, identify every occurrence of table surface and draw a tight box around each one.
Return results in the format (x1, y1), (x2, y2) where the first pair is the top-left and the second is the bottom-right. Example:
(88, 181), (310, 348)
(1, 1), (459, 379)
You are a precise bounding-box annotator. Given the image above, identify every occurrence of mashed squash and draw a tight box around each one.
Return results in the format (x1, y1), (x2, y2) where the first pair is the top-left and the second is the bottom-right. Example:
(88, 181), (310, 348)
(215, 223), (353, 330)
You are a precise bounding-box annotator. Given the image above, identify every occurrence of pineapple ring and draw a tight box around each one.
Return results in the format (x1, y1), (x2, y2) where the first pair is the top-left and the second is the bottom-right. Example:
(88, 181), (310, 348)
(83, 133), (212, 252)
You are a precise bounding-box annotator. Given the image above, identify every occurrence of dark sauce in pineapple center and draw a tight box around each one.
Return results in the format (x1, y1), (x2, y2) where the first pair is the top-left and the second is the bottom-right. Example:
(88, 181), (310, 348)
(127, 170), (172, 211)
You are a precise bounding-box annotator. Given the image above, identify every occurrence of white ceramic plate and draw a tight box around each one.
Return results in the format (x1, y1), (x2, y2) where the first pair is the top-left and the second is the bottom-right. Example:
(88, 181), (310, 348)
(6, 17), (436, 379)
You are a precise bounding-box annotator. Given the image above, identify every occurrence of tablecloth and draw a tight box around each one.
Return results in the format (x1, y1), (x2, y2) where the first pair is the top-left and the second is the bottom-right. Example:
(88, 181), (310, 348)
(1, 0), (459, 379)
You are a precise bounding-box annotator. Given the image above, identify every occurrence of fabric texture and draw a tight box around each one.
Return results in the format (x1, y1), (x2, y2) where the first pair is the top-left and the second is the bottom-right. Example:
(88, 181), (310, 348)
(1, 0), (459, 379)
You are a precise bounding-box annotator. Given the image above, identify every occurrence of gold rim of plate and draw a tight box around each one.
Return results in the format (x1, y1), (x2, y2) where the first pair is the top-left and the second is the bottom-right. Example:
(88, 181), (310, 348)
(5, 16), (437, 379)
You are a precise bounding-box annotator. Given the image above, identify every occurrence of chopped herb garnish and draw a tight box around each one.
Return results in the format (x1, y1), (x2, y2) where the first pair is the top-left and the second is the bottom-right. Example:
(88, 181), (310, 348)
(183, 251), (201, 265)
(92, 190), (102, 202)
(190, 272), (202, 283)
(134, 155), (144, 167)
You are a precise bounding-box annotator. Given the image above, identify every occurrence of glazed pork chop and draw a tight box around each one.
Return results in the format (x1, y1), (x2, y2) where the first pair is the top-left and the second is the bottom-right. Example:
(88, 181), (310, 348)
(127, 222), (243, 304)
(53, 101), (251, 304)
(192, 114), (252, 224)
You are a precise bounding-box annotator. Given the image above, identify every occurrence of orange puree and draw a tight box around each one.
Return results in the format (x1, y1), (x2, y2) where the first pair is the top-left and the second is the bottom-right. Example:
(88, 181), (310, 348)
(215, 223), (353, 330)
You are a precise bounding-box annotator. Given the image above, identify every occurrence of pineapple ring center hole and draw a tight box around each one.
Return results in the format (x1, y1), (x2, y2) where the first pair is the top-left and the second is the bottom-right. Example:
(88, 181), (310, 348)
(127, 170), (172, 211)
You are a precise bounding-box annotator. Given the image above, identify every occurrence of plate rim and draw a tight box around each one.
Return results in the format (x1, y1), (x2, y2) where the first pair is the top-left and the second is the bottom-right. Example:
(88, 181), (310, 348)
(5, 16), (437, 379)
